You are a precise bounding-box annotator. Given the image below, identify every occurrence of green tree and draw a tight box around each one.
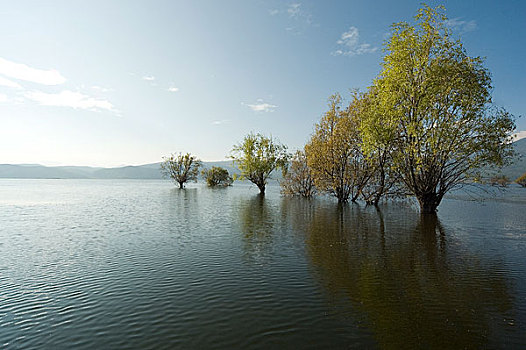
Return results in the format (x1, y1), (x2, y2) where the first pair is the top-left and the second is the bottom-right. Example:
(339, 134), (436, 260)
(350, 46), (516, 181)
(365, 5), (515, 213)
(357, 89), (401, 206)
(160, 152), (202, 189)
(202, 166), (233, 187)
(305, 93), (372, 203)
(280, 150), (316, 198)
(230, 133), (288, 194)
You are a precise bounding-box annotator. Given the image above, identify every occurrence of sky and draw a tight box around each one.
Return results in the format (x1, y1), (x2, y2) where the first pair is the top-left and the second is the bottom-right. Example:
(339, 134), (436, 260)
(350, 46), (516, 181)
(0, 0), (525, 167)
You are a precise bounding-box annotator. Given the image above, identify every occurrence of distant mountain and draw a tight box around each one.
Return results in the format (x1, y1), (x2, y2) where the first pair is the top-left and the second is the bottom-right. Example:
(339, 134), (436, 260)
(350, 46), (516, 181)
(492, 138), (526, 181)
(0, 160), (241, 180)
(1, 139), (523, 181)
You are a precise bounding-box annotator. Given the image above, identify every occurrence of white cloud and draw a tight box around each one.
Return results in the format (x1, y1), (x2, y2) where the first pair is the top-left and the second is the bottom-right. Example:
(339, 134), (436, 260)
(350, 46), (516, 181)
(168, 87), (179, 92)
(212, 119), (229, 125)
(332, 26), (377, 56)
(244, 100), (278, 113)
(0, 76), (22, 89)
(269, 9), (279, 16)
(25, 90), (115, 112)
(287, 3), (301, 18)
(0, 93), (7, 102)
(143, 75), (155, 81)
(0, 57), (66, 85)
(513, 130), (526, 142)
(445, 18), (477, 33)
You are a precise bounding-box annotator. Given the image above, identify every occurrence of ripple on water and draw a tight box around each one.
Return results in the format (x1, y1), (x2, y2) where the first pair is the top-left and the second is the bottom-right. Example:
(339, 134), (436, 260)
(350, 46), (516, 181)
(0, 180), (525, 349)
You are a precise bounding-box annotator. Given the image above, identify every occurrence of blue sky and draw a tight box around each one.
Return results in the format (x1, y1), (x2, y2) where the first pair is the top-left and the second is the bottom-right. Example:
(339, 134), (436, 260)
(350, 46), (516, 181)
(0, 0), (524, 167)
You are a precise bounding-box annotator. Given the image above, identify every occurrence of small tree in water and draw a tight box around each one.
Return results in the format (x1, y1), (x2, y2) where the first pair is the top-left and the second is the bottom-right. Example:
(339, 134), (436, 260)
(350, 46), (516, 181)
(516, 172), (526, 188)
(230, 133), (288, 194)
(161, 152), (202, 189)
(280, 150), (316, 198)
(202, 166), (233, 187)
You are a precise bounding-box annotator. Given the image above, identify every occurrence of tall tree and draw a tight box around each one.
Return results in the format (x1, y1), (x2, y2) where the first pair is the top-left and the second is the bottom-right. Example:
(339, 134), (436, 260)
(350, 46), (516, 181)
(230, 133), (288, 194)
(358, 89), (401, 206)
(160, 152), (202, 189)
(367, 5), (515, 213)
(305, 94), (372, 203)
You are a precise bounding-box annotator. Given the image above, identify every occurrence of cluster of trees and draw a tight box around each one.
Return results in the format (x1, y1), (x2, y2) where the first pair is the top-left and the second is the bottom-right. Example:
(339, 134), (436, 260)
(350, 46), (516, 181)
(282, 5), (516, 213)
(162, 5), (517, 214)
(161, 153), (233, 189)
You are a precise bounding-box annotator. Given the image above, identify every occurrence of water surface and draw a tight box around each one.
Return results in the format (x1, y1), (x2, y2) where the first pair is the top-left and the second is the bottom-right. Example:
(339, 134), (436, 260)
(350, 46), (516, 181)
(1, 179), (525, 349)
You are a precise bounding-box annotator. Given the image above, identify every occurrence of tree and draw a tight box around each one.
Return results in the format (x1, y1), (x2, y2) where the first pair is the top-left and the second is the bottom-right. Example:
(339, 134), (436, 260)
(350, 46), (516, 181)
(357, 89), (401, 206)
(305, 94), (372, 203)
(516, 172), (526, 187)
(280, 150), (316, 198)
(230, 133), (288, 194)
(366, 5), (515, 213)
(202, 166), (233, 187)
(489, 175), (510, 187)
(160, 152), (202, 189)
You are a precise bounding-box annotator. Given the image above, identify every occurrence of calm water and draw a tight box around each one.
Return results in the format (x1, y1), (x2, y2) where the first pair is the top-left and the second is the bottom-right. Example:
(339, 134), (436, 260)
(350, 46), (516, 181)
(1, 179), (525, 349)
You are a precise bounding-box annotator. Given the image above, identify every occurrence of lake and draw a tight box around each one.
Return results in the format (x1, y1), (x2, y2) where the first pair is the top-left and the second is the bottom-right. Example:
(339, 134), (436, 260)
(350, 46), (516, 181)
(1, 179), (525, 349)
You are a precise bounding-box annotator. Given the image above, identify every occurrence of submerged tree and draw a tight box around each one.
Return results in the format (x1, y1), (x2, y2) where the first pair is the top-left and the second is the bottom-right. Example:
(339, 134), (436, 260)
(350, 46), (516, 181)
(358, 89), (401, 206)
(368, 5), (515, 213)
(202, 166), (233, 187)
(230, 133), (288, 194)
(305, 93), (372, 203)
(516, 172), (526, 187)
(161, 152), (202, 189)
(280, 150), (316, 198)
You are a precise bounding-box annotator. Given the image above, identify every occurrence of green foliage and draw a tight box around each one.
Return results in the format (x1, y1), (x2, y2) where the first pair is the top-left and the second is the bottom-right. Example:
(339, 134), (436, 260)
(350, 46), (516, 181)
(305, 94), (372, 203)
(160, 152), (202, 188)
(280, 150), (316, 198)
(202, 166), (233, 187)
(230, 133), (289, 194)
(361, 4), (516, 213)
(516, 172), (526, 187)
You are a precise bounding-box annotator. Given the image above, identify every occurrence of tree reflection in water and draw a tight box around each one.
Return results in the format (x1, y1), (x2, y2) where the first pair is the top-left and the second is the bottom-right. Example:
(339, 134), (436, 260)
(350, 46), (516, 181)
(301, 202), (515, 349)
(238, 194), (276, 263)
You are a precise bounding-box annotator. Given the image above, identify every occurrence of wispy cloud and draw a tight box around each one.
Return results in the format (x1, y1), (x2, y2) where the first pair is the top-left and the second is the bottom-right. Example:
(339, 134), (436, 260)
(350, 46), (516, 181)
(168, 86), (179, 92)
(332, 26), (377, 56)
(513, 130), (526, 142)
(244, 99), (278, 113)
(269, 2), (313, 33)
(25, 90), (116, 113)
(211, 119), (229, 125)
(0, 93), (7, 102)
(91, 85), (112, 93)
(445, 18), (477, 33)
(0, 76), (22, 89)
(0, 57), (66, 85)
(142, 75), (155, 81)
(287, 3), (301, 18)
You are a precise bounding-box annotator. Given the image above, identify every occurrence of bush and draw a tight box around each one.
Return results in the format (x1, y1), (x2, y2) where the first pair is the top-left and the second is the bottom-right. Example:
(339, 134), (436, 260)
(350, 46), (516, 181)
(516, 172), (526, 187)
(489, 175), (510, 187)
(202, 167), (233, 187)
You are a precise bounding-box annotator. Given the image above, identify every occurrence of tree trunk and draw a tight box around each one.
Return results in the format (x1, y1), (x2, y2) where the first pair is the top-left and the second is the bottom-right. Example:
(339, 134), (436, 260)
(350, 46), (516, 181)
(417, 192), (442, 214)
(257, 183), (266, 194)
(178, 181), (184, 189)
